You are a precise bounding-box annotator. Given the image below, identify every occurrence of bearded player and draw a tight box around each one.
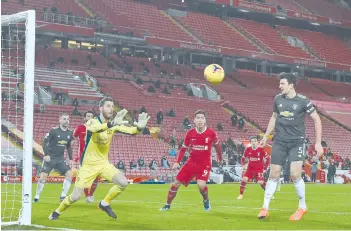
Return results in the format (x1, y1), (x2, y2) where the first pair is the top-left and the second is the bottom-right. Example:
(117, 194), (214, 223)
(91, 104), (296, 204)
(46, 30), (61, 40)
(258, 73), (323, 221)
(49, 97), (150, 220)
(73, 111), (97, 203)
(160, 110), (222, 211)
(237, 136), (270, 200)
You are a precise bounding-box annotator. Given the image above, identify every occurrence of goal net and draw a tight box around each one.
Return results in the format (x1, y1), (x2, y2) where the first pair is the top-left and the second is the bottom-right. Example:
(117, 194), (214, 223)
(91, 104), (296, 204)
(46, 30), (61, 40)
(1, 10), (35, 226)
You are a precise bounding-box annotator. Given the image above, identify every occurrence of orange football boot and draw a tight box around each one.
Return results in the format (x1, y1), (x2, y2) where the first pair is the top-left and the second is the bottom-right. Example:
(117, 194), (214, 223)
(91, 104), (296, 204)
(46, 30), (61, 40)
(257, 208), (269, 220)
(289, 208), (308, 221)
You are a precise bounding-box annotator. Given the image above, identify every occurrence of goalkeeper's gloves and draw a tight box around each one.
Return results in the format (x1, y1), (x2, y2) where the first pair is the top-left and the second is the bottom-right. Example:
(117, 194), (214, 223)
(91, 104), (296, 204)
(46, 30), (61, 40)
(110, 109), (129, 127)
(133, 112), (150, 131)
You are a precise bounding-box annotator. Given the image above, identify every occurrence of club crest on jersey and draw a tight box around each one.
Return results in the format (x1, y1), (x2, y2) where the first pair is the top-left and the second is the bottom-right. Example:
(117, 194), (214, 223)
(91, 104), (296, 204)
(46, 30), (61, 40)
(205, 138), (209, 143)
(292, 104), (298, 110)
(67, 135), (70, 139)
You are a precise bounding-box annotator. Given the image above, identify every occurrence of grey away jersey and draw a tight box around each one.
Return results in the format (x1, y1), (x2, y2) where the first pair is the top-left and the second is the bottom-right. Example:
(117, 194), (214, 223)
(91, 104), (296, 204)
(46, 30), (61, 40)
(273, 93), (316, 142)
(43, 126), (73, 159)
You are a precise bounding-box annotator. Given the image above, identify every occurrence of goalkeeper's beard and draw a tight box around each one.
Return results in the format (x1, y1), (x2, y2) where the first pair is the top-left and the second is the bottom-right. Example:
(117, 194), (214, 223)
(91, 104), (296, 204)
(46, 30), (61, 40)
(102, 111), (113, 121)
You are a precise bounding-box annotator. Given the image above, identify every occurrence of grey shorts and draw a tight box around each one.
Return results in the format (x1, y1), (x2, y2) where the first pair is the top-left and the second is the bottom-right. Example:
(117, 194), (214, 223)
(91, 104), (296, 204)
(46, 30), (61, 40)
(271, 140), (306, 166)
(41, 158), (70, 175)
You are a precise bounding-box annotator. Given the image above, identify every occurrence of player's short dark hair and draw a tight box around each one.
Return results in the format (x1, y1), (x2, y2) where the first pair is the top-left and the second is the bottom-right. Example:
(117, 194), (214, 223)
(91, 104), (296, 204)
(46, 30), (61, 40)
(99, 97), (114, 107)
(250, 136), (258, 142)
(84, 111), (94, 117)
(194, 110), (206, 118)
(59, 113), (69, 118)
(279, 72), (297, 87)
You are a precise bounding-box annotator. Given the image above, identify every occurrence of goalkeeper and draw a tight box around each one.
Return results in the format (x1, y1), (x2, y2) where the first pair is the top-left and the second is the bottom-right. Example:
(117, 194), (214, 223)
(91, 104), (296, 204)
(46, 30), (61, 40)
(49, 97), (150, 220)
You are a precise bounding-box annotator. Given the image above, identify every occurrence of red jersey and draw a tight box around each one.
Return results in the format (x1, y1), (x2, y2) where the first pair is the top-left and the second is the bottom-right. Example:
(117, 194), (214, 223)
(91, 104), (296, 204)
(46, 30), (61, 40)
(73, 124), (87, 162)
(241, 146), (270, 172)
(176, 127), (222, 166)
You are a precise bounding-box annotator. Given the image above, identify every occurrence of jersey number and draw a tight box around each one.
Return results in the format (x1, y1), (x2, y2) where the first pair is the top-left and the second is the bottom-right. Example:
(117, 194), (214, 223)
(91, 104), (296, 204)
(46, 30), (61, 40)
(298, 147), (303, 154)
(202, 170), (208, 177)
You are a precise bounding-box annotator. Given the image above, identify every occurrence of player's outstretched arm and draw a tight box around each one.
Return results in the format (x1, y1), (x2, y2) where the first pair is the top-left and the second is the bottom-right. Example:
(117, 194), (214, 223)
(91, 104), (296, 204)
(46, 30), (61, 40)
(310, 111), (323, 156)
(112, 112), (151, 135)
(86, 119), (111, 133)
(85, 109), (130, 133)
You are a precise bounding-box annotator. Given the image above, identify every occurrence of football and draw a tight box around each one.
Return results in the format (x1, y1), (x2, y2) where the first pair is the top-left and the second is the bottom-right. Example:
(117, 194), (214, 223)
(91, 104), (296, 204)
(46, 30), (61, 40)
(204, 64), (225, 84)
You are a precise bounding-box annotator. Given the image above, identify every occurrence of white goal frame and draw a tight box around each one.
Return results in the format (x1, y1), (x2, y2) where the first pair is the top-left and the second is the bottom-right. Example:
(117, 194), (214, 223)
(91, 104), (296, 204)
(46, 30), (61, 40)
(1, 10), (35, 226)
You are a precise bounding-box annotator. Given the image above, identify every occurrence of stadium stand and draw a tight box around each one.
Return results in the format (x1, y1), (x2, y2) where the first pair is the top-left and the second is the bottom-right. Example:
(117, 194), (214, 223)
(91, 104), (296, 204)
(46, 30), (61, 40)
(280, 26), (351, 65)
(176, 12), (260, 51)
(84, 0), (196, 41)
(36, 47), (110, 70)
(264, 0), (309, 12)
(230, 19), (313, 59)
(1, 0), (89, 18)
(232, 69), (334, 101)
(294, 0), (351, 21)
(309, 78), (351, 98)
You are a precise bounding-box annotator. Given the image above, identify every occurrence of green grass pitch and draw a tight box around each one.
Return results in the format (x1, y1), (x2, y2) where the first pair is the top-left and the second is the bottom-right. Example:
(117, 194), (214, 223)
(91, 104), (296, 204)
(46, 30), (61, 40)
(2, 183), (351, 230)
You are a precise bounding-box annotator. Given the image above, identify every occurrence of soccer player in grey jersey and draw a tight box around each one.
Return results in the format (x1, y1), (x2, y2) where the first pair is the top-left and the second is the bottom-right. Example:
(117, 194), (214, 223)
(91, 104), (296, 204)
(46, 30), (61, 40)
(257, 73), (323, 221)
(34, 113), (74, 203)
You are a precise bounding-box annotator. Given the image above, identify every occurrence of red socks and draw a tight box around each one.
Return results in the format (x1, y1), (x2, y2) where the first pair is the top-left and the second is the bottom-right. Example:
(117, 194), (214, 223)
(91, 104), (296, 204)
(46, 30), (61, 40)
(166, 185), (179, 205)
(240, 181), (246, 195)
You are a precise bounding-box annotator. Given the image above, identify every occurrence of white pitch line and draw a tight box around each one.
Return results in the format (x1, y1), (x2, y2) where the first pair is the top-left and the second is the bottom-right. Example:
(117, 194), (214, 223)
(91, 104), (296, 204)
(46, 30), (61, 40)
(31, 224), (81, 231)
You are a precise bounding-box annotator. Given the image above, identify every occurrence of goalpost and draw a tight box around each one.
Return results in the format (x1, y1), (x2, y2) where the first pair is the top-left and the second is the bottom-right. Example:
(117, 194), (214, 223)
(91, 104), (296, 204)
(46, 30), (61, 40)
(1, 10), (35, 226)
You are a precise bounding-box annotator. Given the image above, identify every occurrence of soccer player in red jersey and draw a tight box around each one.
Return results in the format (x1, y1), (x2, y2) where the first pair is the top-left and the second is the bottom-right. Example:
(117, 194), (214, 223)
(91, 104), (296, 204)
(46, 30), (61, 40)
(237, 136), (270, 200)
(73, 111), (97, 203)
(160, 110), (222, 211)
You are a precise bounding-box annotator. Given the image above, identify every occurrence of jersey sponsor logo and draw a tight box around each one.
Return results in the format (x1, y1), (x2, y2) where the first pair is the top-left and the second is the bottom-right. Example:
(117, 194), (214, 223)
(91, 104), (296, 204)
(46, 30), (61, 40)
(57, 140), (68, 145)
(280, 111), (294, 117)
(192, 145), (208, 151)
(249, 157), (260, 161)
